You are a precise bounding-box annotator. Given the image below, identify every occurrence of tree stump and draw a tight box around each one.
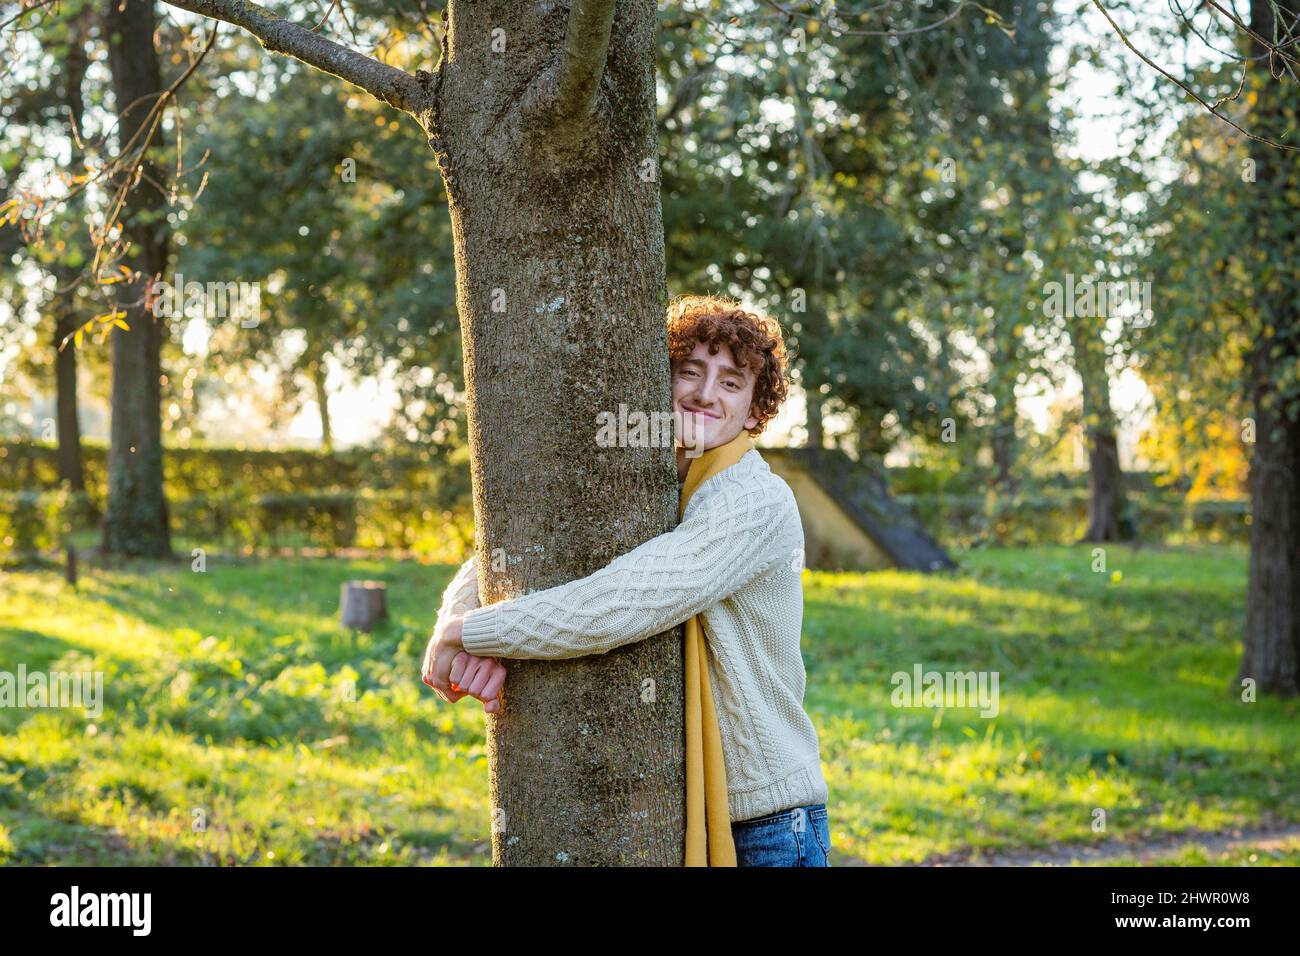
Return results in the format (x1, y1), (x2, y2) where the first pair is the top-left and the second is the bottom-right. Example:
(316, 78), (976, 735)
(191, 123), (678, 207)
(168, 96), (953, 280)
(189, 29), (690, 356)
(339, 581), (387, 632)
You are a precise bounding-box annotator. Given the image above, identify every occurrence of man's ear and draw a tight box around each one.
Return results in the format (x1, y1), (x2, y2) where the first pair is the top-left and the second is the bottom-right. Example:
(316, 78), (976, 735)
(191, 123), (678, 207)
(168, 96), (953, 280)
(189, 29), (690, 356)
(744, 406), (759, 431)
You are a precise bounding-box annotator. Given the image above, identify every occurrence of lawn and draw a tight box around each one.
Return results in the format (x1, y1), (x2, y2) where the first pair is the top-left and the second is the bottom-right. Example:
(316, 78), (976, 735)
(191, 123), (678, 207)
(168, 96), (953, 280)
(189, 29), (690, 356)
(1, 543), (1296, 865)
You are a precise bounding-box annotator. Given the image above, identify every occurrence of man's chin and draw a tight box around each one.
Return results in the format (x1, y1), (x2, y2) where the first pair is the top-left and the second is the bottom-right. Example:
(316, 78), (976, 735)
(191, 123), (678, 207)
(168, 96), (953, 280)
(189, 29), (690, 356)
(669, 409), (704, 456)
(677, 424), (718, 459)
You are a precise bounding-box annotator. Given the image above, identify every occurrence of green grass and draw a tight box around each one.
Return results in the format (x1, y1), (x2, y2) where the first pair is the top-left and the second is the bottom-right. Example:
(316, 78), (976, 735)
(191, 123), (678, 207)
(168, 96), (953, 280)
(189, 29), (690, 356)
(0, 542), (1296, 866)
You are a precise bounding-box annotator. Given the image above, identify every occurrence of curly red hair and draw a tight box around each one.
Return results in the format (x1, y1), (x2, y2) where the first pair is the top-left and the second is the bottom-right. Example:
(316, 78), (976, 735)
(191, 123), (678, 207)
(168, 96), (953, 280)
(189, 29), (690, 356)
(666, 294), (789, 436)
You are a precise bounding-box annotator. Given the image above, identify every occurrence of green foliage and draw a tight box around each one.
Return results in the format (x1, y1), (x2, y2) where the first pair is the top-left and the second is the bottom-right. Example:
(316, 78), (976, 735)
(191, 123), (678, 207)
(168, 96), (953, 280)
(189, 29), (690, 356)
(898, 491), (1248, 549)
(0, 441), (473, 563)
(0, 487), (83, 566)
(655, 0), (1070, 458)
(168, 491), (473, 560)
(0, 440), (468, 500)
(176, 52), (459, 449)
(0, 491), (51, 564)
(236, 493), (355, 552)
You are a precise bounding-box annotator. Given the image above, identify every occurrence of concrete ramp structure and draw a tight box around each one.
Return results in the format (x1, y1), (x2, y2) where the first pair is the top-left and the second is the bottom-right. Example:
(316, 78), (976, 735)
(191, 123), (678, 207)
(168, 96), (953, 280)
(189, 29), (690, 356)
(760, 447), (957, 573)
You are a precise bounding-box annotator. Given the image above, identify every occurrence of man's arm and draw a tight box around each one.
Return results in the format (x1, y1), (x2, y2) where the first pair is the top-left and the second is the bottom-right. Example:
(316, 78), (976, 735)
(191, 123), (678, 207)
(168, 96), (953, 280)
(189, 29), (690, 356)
(458, 476), (799, 661)
(425, 555), (505, 710)
(435, 555), (481, 630)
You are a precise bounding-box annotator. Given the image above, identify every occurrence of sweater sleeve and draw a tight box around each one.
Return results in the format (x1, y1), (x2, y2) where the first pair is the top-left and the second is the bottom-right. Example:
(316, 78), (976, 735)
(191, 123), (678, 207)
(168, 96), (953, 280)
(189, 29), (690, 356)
(458, 474), (797, 660)
(435, 555), (481, 636)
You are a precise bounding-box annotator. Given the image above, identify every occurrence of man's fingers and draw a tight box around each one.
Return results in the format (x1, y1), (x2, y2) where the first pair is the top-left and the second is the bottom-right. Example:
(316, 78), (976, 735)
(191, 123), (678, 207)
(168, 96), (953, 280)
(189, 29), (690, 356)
(424, 641), (504, 708)
(423, 641), (466, 703)
(478, 662), (507, 703)
(463, 657), (494, 698)
(431, 642), (462, 692)
(453, 653), (487, 695)
(449, 651), (472, 689)
(420, 636), (440, 686)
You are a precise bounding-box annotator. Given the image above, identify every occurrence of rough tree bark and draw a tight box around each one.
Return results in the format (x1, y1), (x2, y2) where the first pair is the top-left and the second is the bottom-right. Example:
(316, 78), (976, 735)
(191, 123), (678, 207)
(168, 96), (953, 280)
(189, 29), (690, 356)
(51, 15), (89, 495)
(428, 1), (681, 866)
(806, 395), (824, 449)
(1074, 333), (1130, 542)
(102, 0), (172, 557)
(161, 0), (684, 862)
(987, 319), (1020, 496)
(309, 358), (333, 453)
(53, 303), (86, 494)
(1238, 0), (1300, 695)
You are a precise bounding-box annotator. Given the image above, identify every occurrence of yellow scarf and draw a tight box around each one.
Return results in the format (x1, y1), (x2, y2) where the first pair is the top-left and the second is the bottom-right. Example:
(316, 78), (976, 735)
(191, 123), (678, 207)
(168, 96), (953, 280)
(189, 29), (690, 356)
(681, 430), (754, 866)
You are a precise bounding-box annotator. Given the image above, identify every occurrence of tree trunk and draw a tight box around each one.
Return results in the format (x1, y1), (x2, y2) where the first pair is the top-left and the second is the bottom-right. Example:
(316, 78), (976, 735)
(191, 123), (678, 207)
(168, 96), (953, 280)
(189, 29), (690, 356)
(424, 1), (681, 864)
(1238, 0), (1300, 695)
(101, 0), (172, 558)
(1075, 334), (1131, 542)
(1083, 427), (1127, 541)
(1238, 0), (1300, 696)
(52, 20), (88, 495)
(53, 304), (86, 493)
(1241, 339), (1300, 695)
(339, 581), (387, 631)
(806, 394), (824, 449)
(990, 395), (1016, 494)
(988, 324), (1019, 495)
(311, 359), (333, 453)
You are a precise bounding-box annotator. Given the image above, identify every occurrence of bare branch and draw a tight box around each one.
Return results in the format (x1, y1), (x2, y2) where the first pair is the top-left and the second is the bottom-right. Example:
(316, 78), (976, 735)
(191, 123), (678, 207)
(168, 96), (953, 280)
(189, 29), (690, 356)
(660, 64), (716, 128)
(1090, 0), (1300, 151)
(555, 0), (617, 122)
(0, 0), (60, 32)
(761, 0), (981, 38)
(159, 0), (430, 113)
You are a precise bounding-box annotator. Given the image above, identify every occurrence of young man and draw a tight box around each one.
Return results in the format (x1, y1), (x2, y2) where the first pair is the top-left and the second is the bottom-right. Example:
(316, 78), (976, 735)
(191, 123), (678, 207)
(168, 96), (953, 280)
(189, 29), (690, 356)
(421, 294), (831, 866)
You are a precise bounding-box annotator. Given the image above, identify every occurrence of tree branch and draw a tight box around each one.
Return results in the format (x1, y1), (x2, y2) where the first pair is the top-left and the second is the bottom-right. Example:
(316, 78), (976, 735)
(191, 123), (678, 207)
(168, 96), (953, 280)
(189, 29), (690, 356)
(1090, 0), (1300, 152)
(160, 0), (430, 113)
(554, 0), (617, 122)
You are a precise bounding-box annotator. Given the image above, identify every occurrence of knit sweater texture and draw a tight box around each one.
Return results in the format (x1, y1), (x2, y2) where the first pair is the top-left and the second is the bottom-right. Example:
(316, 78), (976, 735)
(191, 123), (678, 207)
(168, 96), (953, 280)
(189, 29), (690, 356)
(437, 448), (829, 823)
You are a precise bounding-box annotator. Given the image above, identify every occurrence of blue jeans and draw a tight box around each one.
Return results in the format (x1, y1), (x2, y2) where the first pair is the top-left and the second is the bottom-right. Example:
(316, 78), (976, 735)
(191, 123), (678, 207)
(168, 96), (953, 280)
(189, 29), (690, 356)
(732, 803), (831, 867)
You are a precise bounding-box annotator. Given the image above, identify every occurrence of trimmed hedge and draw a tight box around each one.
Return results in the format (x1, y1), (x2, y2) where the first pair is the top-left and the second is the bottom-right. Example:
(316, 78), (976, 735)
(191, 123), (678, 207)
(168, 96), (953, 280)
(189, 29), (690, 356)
(885, 463), (1197, 496)
(0, 485), (1246, 566)
(0, 440), (462, 498)
(0, 440), (472, 561)
(1, 489), (474, 564)
(4, 440), (1198, 499)
(0, 488), (97, 565)
(0, 440), (1245, 560)
(896, 490), (1249, 549)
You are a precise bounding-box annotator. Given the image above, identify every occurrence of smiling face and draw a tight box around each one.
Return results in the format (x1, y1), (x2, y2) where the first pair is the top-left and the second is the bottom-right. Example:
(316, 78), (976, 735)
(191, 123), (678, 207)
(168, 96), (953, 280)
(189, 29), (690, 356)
(671, 340), (760, 453)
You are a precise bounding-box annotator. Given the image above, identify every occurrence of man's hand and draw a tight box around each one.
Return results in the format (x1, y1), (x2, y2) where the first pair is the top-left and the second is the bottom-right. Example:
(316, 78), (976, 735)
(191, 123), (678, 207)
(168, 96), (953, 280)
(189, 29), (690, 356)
(422, 614), (507, 713)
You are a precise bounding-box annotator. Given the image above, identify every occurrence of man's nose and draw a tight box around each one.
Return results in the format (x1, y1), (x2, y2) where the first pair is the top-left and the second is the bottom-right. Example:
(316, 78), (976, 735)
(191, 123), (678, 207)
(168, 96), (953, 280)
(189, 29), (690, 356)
(692, 374), (720, 405)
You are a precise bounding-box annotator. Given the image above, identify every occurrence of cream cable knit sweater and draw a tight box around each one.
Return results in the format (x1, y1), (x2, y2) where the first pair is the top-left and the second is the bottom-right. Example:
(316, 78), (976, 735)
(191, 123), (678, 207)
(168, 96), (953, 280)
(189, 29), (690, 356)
(435, 449), (829, 823)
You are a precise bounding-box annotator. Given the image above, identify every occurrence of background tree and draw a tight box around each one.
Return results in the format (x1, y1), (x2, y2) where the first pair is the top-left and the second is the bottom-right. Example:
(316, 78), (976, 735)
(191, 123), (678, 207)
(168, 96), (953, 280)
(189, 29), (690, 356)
(100, 0), (176, 556)
(1101, 0), (1300, 692)
(1240, 0), (1299, 694)
(0, 1), (100, 497)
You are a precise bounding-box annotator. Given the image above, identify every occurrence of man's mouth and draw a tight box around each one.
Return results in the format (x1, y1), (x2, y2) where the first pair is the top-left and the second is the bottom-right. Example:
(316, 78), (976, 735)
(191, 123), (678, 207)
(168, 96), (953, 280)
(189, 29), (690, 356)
(682, 406), (720, 419)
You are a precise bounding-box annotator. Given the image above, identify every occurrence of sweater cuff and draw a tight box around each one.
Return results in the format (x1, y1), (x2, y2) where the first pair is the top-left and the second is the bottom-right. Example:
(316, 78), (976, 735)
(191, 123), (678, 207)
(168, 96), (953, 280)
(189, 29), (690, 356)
(460, 605), (508, 657)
